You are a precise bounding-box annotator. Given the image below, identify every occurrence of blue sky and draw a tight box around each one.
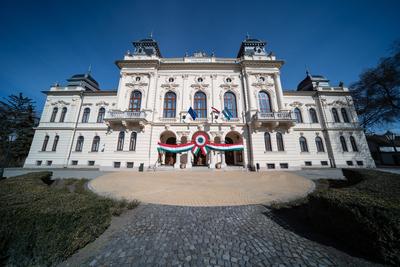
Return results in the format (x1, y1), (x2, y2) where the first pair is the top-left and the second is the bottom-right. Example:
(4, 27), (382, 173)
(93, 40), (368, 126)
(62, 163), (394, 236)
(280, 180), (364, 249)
(0, 0), (399, 126)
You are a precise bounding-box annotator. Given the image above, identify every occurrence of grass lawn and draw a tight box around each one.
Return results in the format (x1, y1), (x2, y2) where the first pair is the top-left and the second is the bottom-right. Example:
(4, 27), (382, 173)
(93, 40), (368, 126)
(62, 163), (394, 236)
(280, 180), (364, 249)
(0, 172), (138, 266)
(270, 169), (400, 266)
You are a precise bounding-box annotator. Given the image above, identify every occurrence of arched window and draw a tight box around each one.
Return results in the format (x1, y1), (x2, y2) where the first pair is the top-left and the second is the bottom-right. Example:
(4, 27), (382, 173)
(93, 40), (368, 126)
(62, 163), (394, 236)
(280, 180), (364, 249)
(50, 107), (58, 122)
(350, 136), (358, 152)
(59, 107), (67, 122)
(129, 132), (137, 151)
(341, 108), (350, 123)
(163, 91), (176, 118)
(309, 108), (318, 123)
(294, 108), (303, 123)
(258, 91), (271, 113)
(129, 90), (142, 112)
(277, 132), (285, 151)
(117, 131), (125, 151)
(52, 135), (59, 151)
(194, 91), (207, 118)
(42, 135), (49, 151)
(224, 92), (237, 118)
(97, 107), (105, 123)
(332, 108), (340, 123)
(340, 136), (348, 152)
(315, 136), (325, 152)
(82, 108), (90, 123)
(75, 136), (84, 152)
(299, 136), (308, 152)
(91, 136), (100, 152)
(264, 132), (272, 151)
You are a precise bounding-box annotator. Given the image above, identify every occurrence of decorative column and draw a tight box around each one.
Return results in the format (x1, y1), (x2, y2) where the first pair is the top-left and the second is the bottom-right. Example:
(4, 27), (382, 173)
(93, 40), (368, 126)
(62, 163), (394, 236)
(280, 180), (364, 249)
(273, 73), (284, 110)
(209, 151), (215, 169)
(186, 152), (192, 168)
(175, 153), (181, 169)
(221, 152), (226, 168)
(243, 71), (256, 112)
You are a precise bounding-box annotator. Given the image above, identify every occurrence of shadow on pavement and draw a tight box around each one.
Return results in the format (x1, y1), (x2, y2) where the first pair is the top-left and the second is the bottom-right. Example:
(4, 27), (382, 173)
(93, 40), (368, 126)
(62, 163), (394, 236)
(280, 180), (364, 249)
(262, 205), (384, 266)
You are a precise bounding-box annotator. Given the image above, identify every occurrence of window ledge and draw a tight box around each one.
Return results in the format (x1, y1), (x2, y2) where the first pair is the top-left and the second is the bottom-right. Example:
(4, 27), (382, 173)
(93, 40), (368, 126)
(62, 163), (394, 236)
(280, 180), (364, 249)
(264, 151), (286, 153)
(114, 150), (137, 152)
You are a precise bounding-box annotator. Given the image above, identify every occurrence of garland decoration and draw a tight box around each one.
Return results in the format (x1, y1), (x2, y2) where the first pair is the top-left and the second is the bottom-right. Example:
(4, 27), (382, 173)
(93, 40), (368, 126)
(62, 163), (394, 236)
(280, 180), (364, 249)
(157, 132), (244, 155)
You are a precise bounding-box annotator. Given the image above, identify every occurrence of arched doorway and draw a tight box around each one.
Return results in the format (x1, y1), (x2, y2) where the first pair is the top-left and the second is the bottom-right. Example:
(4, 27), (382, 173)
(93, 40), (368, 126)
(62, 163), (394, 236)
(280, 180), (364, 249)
(225, 131), (244, 166)
(160, 131), (176, 166)
(192, 131), (209, 167)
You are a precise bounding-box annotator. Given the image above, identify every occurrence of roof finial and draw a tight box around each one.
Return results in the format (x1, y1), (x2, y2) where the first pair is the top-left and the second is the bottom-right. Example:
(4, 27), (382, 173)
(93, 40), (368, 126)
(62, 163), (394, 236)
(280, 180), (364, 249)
(305, 65), (310, 76)
(246, 32), (250, 40)
(149, 31), (153, 38)
(86, 64), (92, 76)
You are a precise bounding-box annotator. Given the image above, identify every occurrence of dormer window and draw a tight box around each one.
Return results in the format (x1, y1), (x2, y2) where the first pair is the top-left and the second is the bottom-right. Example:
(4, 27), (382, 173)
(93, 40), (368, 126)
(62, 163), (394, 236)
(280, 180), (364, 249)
(197, 77), (203, 83)
(137, 48), (143, 53)
(135, 77), (141, 82)
(226, 78), (232, 83)
(169, 77), (174, 83)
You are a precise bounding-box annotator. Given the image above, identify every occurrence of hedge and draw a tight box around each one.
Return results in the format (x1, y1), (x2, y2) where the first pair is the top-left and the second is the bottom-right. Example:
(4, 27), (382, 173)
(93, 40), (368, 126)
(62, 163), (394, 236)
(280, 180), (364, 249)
(0, 172), (138, 266)
(308, 169), (400, 266)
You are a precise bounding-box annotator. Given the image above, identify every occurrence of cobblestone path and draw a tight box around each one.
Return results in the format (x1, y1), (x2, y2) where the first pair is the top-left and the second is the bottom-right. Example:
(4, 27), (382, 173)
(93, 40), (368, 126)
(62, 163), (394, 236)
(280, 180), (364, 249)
(62, 204), (380, 267)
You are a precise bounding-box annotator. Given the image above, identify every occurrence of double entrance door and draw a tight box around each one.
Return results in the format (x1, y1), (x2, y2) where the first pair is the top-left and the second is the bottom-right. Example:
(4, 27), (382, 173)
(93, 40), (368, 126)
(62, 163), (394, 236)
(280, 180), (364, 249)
(193, 153), (207, 166)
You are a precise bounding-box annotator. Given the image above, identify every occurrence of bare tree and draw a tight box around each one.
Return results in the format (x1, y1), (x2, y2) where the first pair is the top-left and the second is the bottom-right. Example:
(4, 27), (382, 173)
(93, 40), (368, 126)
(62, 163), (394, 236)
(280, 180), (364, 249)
(351, 41), (400, 131)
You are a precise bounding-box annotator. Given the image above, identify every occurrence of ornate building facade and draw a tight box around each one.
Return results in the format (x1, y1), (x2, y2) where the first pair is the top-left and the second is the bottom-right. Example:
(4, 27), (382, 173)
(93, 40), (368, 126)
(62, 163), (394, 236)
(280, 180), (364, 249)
(24, 37), (375, 170)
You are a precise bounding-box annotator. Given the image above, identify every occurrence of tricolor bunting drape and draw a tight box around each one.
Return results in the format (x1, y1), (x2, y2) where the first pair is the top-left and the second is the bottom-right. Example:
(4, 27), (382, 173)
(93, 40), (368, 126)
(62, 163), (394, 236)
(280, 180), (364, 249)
(157, 132), (244, 156)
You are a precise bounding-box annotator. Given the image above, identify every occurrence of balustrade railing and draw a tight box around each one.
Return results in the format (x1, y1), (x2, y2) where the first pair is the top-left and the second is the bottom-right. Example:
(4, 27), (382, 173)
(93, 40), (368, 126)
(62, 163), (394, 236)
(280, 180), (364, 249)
(104, 110), (146, 120)
(256, 111), (294, 121)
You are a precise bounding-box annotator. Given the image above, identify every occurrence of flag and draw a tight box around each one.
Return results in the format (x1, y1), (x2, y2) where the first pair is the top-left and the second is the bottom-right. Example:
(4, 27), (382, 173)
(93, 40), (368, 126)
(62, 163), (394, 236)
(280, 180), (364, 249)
(211, 107), (220, 114)
(222, 108), (233, 120)
(188, 107), (197, 120)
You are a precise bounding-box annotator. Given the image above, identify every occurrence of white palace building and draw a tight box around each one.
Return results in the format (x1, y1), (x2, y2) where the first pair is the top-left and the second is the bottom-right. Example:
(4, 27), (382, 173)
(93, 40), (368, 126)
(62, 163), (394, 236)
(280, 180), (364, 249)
(24, 37), (375, 171)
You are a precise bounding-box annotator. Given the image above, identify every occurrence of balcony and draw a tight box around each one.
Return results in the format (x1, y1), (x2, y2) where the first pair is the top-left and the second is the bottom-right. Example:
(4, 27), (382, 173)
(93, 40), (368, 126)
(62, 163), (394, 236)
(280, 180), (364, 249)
(104, 110), (148, 128)
(253, 111), (296, 129)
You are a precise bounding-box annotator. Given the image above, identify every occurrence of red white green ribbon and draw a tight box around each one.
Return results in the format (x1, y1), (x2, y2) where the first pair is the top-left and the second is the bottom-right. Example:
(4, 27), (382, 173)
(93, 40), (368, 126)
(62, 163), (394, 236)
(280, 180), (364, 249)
(157, 142), (194, 153)
(206, 143), (244, 151)
(157, 132), (244, 156)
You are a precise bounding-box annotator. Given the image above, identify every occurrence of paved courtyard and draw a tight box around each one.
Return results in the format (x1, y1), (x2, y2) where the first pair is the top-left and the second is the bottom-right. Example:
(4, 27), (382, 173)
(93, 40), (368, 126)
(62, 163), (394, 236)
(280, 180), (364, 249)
(89, 171), (315, 206)
(61, 204), (380, 267)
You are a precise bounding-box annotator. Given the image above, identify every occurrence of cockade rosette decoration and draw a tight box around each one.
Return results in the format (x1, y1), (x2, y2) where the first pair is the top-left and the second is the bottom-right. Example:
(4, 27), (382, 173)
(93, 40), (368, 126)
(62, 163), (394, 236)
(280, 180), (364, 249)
(157, 132), (244, 156)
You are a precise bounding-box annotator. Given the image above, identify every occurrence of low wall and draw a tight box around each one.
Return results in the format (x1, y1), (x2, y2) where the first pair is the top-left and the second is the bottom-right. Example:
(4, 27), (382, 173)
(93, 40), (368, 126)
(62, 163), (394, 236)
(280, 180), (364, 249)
(3, 168), (109, 179)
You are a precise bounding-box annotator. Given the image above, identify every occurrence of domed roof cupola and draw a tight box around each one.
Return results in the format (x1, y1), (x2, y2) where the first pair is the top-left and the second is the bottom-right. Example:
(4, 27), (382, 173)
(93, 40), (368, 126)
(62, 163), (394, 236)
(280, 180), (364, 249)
(132, 34), (162, 57)
(237, 34), (267, 58)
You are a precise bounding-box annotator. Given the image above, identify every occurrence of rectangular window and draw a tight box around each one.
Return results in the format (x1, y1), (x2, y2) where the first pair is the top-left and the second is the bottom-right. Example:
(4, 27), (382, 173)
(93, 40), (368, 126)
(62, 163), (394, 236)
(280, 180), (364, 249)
(114, 162), (121, 168)
(346, 161), (353, 166)
(321, 161), (328, 166)
(46, 160), (52, 166)
(127, 162), (134, 168)
(305, 161), (312, 166)
(356, 161), (364, 166)
(280, 163), (289, 169)
(71, 160), (78, 166)
(267, 163), (275, 169)
(88, 161), (95, 166)
(36, 160), (42, 166)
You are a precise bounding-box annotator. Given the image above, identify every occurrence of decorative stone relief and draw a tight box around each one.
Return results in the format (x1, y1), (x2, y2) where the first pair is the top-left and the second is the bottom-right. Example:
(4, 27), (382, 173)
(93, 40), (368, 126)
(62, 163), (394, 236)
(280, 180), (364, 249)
(305, 103), (316, 107)
(327, 100), (349, 106)
(289, 101), (303, 108)
(50, 100), (70, 106)
(96, 101), (109, 106)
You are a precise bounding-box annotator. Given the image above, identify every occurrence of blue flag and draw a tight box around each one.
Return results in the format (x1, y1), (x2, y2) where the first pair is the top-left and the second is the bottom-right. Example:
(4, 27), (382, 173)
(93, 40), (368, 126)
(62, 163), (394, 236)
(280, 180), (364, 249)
(188, 107), (197, 120)
(222, 108), (233, 120)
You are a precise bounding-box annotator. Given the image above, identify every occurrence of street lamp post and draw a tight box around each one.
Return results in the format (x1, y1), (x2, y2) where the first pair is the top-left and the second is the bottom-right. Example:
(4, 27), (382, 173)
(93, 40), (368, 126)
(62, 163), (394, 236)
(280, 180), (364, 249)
(385, 131), (397, 153)
(0, 134), (16, 178)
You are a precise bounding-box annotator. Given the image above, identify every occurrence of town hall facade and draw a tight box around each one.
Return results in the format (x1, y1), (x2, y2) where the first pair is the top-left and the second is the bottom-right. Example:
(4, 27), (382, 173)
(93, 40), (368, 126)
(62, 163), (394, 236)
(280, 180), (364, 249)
(24, 37), (375, 170)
